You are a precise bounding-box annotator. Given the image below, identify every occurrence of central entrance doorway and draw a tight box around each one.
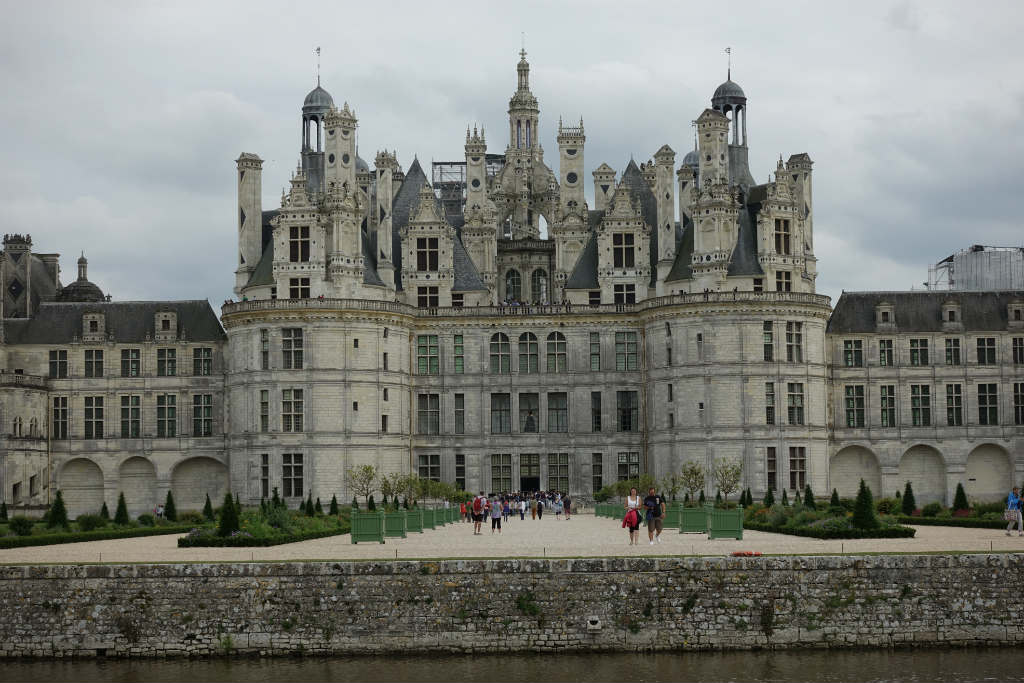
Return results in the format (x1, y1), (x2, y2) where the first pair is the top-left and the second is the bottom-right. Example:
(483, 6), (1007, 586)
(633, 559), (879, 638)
(520, 453), (540, 492)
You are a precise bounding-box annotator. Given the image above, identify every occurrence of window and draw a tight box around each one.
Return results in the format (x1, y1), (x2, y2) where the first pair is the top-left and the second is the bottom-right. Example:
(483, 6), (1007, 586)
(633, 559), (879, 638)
(505, 269), (521, 301)
(548, 453), (569, 492)
(418, 454), (441, 481)
(260, 454), (269, 499)
(910, 338), (929, 366)
(787, 383), (805, 425)
(452, 293), (464, 308)
(589, 332), (601, 371)
(753, 278), (764, 293)
(591, 392), (602, 432)
(776, 271), (792, 292)
(289, 226), (310, 262)
(589, 291), (601, 306)
(259, 390), (269, 432)
(52, 397), (68, 440)
(697, 333), (704, 360)
(667, 383), (674, 402)
(416, 237), (439, 271)
(260, 329), (270, 369)
(1014, 383), (1024, 426)
(766, 447), (777, 491)
(617, 452), (640, 480)
(785, 323), (802, 362)
(519, 393), (539, 433)
(84, 396), (103, 439)
(381, 415), (388, 433)
(85, 349), (103, 378)
(946, 384), (962, 426)
(193, 347), (212, 376)
(454, 393), (465, 434)
(881, 385), (896, 427)
(490, 333), (511, 373)
(617, 391), (639, 431)
(547, 392), (568, 433)
(48, 350), (67, 379)
(192, 394), (213, 436)
(382, 352), (388, 371)
(615, 331), (638, 370)
(119, 395), (140, 438)
(417, 335), (439, 375)
(910, 385), (931, 426)
(843, 340), (863, 367)
(282, 389), (304, 432)
(289, 277), (310, 299)
(157, 394), (176, 437)
(945, 338), (961, 366)
(978, 383), (998, 425)
(157, 348), (176, 376)
(774, 219), (791, 255)
(89, 319), (98, 332)
(518, 333), (539, 373)
(845, 385), (865, 428)
(546, 332), (567, 372)
(668, 412), (675, 428)
(1013, 338), (1024, 364)
(763, 322), (774, 362)
(592, 453), (604, 494)
(612, 233), (635, 268)
(417, 286), (439, 308)
(976, 337), (997, 365)
(121, 348), (141, 377)
(455, 454), (466, 490)
(383, 388), (389, 402)
(531, 269), (548, 303)
(491, 454), (512, 492)
(789, 447), (806, 490)
(417, 393), (440, 435)
(879, 339), (893, 367)
(521, 453), (540, 488)
(666, 346), (673, 366)
(282, 328), (303, 369)
(765, 382), (775, 425)
(282, 453), (303, 498)
(613, 284), (636, 305)
(454, 335), (464, 374)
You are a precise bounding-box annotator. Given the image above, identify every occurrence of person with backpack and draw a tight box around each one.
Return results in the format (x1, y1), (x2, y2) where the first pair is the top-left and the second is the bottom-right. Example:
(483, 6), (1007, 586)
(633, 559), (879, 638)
(472, 491), (486, 535)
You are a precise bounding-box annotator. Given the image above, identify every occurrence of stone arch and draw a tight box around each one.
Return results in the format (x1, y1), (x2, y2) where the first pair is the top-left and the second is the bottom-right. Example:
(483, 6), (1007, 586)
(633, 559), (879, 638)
(965, 443), (1012, 504)
(899, 445), (946, 505)
(830, 445), (881, 499)
(59, 458), (104, 518)
(118, 456), (157, 518)
(171, 457), (228, 511)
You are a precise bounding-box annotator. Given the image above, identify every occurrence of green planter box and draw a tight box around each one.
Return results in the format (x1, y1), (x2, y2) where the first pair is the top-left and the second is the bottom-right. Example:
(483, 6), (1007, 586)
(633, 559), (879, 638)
(350, 511), (385, 544)
(662, 505), (681, 529)
(383, 510), (407, 538)
(708, 507), (743, 540)
(422, 508), (435, 530)
(679, 507), (708, 534)
(406, 508), (424, 533)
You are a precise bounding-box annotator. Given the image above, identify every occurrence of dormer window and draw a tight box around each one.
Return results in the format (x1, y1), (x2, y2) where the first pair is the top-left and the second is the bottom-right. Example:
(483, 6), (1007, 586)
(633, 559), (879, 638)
(83, 313), (105, 340)
(875, 302), (895, 329)
(1010, 301), (1024, 329)
(162, 319), (170, 331)
(155, 312), (177, 340)
(89, 320), (98, 332)
(881, 311), (890, 323)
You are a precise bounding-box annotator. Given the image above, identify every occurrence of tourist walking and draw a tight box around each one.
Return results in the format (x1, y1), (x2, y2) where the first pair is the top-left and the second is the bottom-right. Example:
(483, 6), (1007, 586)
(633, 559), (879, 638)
(1007, 486), (1023, 536)
(624, 487), (642, 545)
(519, 498), (526, 520)
(503, 498), (511, 522)
(460, 501), (468, 523)
(537, 495), (545, 520)
(564, 495), (571, 520)
(490, 495), (503, 534)
(530, 496), (537, 520)
(472, 491), (486, 535)
(644, 486), (666, 545)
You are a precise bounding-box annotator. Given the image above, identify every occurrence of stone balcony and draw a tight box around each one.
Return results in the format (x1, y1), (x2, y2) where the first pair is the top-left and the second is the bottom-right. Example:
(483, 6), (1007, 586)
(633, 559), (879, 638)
(0, 371), (47, 389)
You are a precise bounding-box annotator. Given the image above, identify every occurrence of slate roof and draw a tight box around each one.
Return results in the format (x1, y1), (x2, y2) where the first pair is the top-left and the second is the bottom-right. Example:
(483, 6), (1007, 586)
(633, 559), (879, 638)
(361, 229), (385, 287)
(617, 160), (660, 287)
(665, 216), (694, 283)
(246, 242), (275, 287)
(4, 300), (225, 344)
(827, 291), (1024, 334)
(390, 159), (430, 292)
(728, 203), (764, 276)
(452, 236), (487, 291)
(565, 233), (599, 290)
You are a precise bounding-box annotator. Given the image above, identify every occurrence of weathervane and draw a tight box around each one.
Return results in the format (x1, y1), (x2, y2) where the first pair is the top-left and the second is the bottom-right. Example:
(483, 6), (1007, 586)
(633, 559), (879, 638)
(315, 46), (321, 86)
(520, 32), (526, 59)
(725, 46), (731, 80)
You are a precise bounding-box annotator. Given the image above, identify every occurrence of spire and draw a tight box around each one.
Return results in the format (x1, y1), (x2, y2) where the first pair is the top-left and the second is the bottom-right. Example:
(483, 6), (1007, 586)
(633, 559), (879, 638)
(315, 46), (321, 87)
(517, 47), (530, 91)
(725, 46), (731, 81)
(77, 252), (87, 281)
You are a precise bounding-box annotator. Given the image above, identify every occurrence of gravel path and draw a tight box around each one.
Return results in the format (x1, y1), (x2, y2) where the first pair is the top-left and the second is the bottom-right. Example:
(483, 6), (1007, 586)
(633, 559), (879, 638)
(1, 514), (1020, 565)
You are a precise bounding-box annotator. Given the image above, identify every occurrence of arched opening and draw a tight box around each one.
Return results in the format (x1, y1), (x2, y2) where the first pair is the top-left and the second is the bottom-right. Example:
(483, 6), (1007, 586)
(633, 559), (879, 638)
(830, 446), (881, 499)
(965, 444), (1012, 503)
(526, 120), (531, 148)
(516, 120), (522, 149)
(59, 458), (104, 518)
(899, 445), (947, 505)
(171, 457), (229, 511)
(505, 269), (522, 302)
(119, 456), (157, 518)
(531, 268), (548, 303)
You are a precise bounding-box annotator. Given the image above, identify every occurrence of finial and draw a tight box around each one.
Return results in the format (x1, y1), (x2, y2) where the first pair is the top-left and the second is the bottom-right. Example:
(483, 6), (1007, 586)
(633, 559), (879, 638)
(725, 46), (731, 80)
(315, 46), (321, 86)
(521, 32), (526, 59)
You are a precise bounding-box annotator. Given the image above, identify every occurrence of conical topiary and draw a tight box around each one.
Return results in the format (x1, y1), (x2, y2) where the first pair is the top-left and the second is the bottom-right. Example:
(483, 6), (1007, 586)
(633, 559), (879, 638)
(234, 493), (242, 517)
(218, 492), (240, 537)
(47, 490), (69, 530)
(271, 487), (282, 509)
(202, 493), (215, 521)
(715, 490), (722, 504)
(0, 500), (7, 521)
(164, 490), (177, 522)
(895, 490), (901, 500)
(683, 492), (690, 505)
(830, 488), (841, 508)
(901, 481), (916, 516)
(100, 501), (109, 520)
(368, 494), (376, 511)
(781, 489), (789, 506)
(803, 485), (816, 511)
(114, 492), (130, 525)
(329, 494), (339, 516)
(698, 490), (706, 505)
(351, 496), (359, 511)
(763, 487), (775, 507)
(953, 483), (969, 512)
(852, 479), (879, 530)
(795, 490), (802, 505)
(402, 497), (409, 510)
(315, 497), (323, 515)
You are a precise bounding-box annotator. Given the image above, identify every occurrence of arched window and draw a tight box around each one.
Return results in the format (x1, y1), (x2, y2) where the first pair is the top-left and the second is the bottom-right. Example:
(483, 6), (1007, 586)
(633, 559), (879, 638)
(12, 417), (22, 437)
(505, 269), (522, 302)
(546, 332), (567, 372)
(516, 121), (522, 149)
(489, 333), (511, 374)
(518, 332), (539, 374)
(526, 120), (532, 147)
(28, 417), (38, 437)
(531, 268), (548, 303)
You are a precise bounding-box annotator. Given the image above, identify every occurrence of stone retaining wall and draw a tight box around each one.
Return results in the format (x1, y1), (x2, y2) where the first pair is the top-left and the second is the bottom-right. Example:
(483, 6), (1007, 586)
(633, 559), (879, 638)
(1, 554), (1022, 657)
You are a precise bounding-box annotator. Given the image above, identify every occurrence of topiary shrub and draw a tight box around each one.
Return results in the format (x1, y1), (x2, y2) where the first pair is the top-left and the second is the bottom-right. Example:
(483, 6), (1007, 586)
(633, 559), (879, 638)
(852, 479), (879, 530)
(315, 497), (323, 515)
(803, 485), (816, 511)
(271, 487), (283, 510)
(368, 495), (376, 511)
(47, 490), (69, 530)
(781, 489), (789, 506)
(901, 482), (916, 516)
(698, 490), (706, 505)
(794, 490), (802, 506)
(217, 492), (240, 537)
(0, 501), (6, 521)
(114, 493), (130, 526)
(99, 502), (109, 520)
(164, 490), (177, 522)
(952, 483), (969, 512)
(402, 497), (409, 510)
(76, 514), (107, 532)
(351, 496), (359, 512)
(921, 502), (943, 517)
(137, 513), (156, 527)
(763, 488), (775, 507)
(234, 493), (242, 517)
(9, 516), (33, 536)
(875, 497), (900, 515)
(178, 511), (206, 526)
(329, 495), (339, 516)
(203, 494), (215, 521)
(830, 489), (841, 508)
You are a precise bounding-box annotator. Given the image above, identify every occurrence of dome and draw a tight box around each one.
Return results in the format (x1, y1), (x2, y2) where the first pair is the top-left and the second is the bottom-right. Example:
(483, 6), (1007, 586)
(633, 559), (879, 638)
(355, 154), (369, 173)
(59, 279), (105, 303)
(303, 85), (334, 113)
(712, 79), (746, 102)
(682, 149), (699, 167)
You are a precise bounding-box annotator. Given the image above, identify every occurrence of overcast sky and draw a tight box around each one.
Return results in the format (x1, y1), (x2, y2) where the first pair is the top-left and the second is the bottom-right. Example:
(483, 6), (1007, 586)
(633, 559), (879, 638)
(2, 0), (1021, 309)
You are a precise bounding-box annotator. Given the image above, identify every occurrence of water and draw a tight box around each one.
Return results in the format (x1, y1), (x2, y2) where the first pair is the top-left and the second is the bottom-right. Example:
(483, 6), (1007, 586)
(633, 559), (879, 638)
(1, 648), (1022, 682)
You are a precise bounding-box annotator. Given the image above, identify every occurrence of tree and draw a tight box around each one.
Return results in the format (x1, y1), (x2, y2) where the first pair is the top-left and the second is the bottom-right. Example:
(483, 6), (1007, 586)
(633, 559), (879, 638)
(852, 479), (880, 530)
(315, 497), (323, 515)
(0, 501), (7, 521)
(763, 487), (775, 507)
(402, 497), (409, 510)
(660, 474), (683, 502)
(305, 492), (314, 516)
(902, 481), (916, 516)
(715, 489), (722, 504)
(234, 493), (242, 516)
(271, 487), (282, 510)
(218, 492), (240, 537)
(710, 458), (743, 502)
(114, 492), (130, 525)
(99, 501), (109, 520)
(781, 489), (789, 506)
(803, 485), (816, 511)
(683, 492), (690, 505)
(368, 494), (376, 511)
(202, 494), (215, 521)
(745, 488), (753, 507)
(164, 490), (177, 522)
(953, 483), (969, 512)
(351, 496), (360, 511)
(47, 490), (69, 530)
(347, 465), (378, 506)
(830, 488), (841, 508)
(329, 494), (339, 516)
(680, 462), (706, 504)
(698, 490), (706, 505)
(794, 490), (802, 506)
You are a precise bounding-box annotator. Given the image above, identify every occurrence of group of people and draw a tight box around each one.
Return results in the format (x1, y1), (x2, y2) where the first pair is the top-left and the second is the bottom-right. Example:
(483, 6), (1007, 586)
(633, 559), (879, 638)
(1007, 486), (1024, 536)
(622, 486), (667, 546)
(461, 491), (573, 534)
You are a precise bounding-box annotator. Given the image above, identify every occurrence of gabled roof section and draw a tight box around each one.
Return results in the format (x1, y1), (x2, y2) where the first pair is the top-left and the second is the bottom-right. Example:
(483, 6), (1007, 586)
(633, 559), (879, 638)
(565, 233), (599, 290)
(246, 242), (275, 287)
(665, 216), (694, 283)
(727, 203), (764, 276)
(828, 291), (1024, 334)
(452, 235), (487, 292)
(390, 158), (429, 292)
(618, 160), (659, 286)
(361, 229), (385, 287)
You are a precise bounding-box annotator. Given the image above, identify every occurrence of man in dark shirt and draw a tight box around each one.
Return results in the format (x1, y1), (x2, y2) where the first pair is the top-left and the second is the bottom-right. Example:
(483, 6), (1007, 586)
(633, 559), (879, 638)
(643, 487), (666, 545)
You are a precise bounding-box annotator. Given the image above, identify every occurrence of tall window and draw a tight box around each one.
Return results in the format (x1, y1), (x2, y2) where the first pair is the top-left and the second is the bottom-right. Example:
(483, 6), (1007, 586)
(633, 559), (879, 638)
(48, 350), (68, 379)
(192, 394), (213, 436)
(453, 335), (464, 374)
(416, 237), (439, 271)
(489, 333), (511, 373)
(547, 392), (568, 433)
(880, 385), (896, 427)
(282, 328), (303, 369)
(260, 454), (269, 499)
(157, 348), (176, 376)
(787, 383), (805, 425)
(418, 454), (441, 481)
(548, 453), (569, 492)
(1013, 338), (1024, 364)
(417, 393), (440, 435)
(417, 335), (439, 375)
(289, 226), (310, 262)
(612, 233), (635, 268)
(157, 394), (176, 437)
(120, 395), (141, 438)
(455, 454), (466, 490)
(592, 453), (604, 494)
(519, 393), (539, 433)
(121, 348), (141, 377)
(591, 392), (602, 432)
(282, 453), (303, 498)
(518, 333), (539, 373)
(260, 329), (270, 370)
(85, 349), (103, 378)
(976, 337), (997, 365)
(774, 218), (791, 255)
(766, 447), (777, 491)
(909, 338), (929, 366)
(785, 322), (802, 362)
(978, 383), (998, 425)
(289, 277), (310, 299)
(765, 382), (775, 425)
(613, 284), (636, 304)
(545, 332), (567, 372)
(259, 390), (269, 432)
(282, 389), (304, 432)
(84, 396), (103, 439)
(910, 385), (930, 426)
(844, 385), (865, 428)
(52, 397), (68, 440)
(615, 331), (638, 370)
(381, 415), (388, 433)
(617, 452), (640, 480)
(788, 447), (806, 489)
(1014, 382), (1024, 426)
(417, 286), (439, 308)
(945, 338), (961, 366)
(454, 393), (465, 434)
(193, 347), (212, 376)
(616, 391), (639, 431)
(843, 340), (863, 367)
(763, 322), (774, 361)
(491, 454), (512, 492)
(589, 332), (601, 371)
(946, 383), (962, 427)
(776, 271), (792, 292)
(531, 268), (548, 303)
(667, 383), (674, 403)
(505, 269), (522, 301)
(879, 339), (893, 367)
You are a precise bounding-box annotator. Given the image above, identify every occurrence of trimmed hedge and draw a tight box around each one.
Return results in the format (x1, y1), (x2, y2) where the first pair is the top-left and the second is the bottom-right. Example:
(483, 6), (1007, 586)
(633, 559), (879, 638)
(0, 525), (194, 549)
(897, 516), (1008, 530)
(177, 526), (349, 547)
(745, 520), (916, 539)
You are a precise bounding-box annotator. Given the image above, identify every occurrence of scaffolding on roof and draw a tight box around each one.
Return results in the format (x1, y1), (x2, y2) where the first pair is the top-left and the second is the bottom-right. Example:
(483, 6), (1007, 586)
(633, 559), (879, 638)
(432, 154), (505, 221)
(927, 245), (1024, 290)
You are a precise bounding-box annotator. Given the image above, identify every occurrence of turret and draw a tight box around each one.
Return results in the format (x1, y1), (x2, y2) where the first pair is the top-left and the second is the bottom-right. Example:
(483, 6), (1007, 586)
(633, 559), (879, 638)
(375, 150), (399, 290)
(557, 117), (585, 215)
(508, 50), (539, 155)
(235, 153), (264, 295)
(465, 126), (488, 212)
(593, 163), (616, 212)
(301, 83), (334, 194)
(653, 144), (676, 289)
(696, 108), (730, 186)
(324, 102), (358, 195)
